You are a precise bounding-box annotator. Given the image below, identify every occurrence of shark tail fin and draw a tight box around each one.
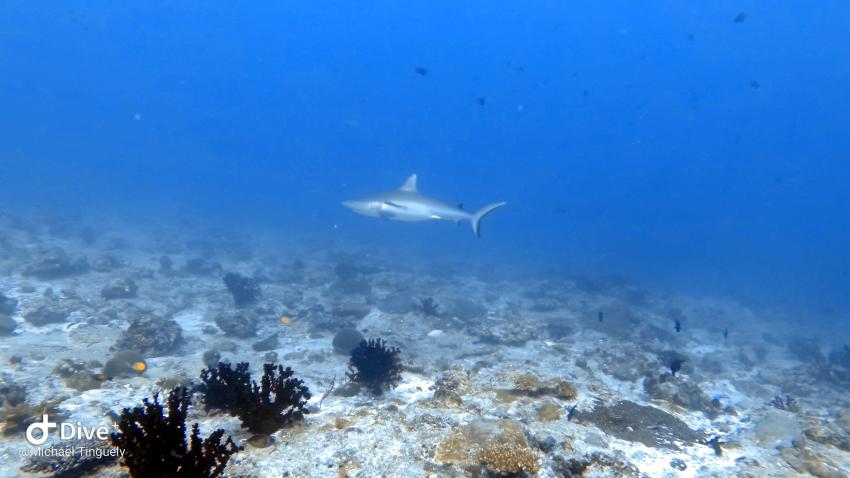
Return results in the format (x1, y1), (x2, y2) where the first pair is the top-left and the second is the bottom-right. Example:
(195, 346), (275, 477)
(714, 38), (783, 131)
(470, 202), (506, 237)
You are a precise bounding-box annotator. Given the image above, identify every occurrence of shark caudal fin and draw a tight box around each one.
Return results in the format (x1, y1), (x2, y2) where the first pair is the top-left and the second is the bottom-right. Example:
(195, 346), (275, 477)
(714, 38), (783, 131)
(470, 202), (506, 237)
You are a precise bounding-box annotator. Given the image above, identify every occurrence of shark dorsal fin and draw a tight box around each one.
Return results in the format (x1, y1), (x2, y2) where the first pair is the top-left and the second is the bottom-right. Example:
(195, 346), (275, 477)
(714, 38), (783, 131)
(399, 174), (418, 192)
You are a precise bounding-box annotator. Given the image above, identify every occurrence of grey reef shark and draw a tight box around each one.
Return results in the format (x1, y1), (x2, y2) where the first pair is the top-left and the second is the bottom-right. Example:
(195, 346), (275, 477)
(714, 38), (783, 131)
(342, 174), (506, 237)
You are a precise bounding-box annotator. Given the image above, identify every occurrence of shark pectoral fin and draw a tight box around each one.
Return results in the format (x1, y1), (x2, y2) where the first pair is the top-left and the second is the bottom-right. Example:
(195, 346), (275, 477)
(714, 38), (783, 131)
(383, 201), (407, 209)
(399, 174), (418, 192)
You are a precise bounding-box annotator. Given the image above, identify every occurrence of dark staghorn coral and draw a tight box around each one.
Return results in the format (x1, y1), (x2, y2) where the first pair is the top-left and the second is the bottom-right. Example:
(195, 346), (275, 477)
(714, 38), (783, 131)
(199, 362), (254, 414)
(223, 272), (261, 307)
(199, 362), (311, 435)
(416, 297), (442, 317)
(347, 338), (403, 395)
(241, 364), (311, 434)
(110, 387), (240, 478)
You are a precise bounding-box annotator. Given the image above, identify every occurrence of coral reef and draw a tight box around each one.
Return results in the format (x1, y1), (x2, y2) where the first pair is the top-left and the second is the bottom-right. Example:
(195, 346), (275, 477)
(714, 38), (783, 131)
(0, 377), (26, 409)
(21, 438), (117, 477)
(199, 362), (312, 435)
(23, 253), (90, 279)
(199, 362), (254, 413)
(101, 278), (138, 299)
(251, 332), (279, 351)
(223, 272), (261, 307)
(436, 419), (540, 476)
(498, 373), (578, 402)
(0, 313), (15, 335)
(114, 314), (183, 356)
(416, 297), (442, 317)
(478, 442), (540, 476)
(203, 350), (221, 368)
(643, 372), (722, 417)
(769, 394), (801, 412)
(377, 293), (418, 314)
(0, 292), (17, 315)
(431, 368), (472, 407)
(443, 298), (488, 321)
(111, 386), (240, 478)
(575, 400), (705, 450)
(347, 338), (403, 395)
(824, 345), (850, 384)
(1, 395), (66, 437)
(182, 258), (223, 276)
(23, 300), (70, 326)
(214, 311), (258, 338)
(54, 358), (102, 391)
(102, 350), (148, 379)
(550, 453), (641, 478)
(332, 327), (365, 355)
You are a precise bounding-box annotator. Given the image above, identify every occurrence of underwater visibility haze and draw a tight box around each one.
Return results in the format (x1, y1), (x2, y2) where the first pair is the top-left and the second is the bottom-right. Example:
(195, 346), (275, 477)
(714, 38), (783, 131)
(1, 1), (849, 477)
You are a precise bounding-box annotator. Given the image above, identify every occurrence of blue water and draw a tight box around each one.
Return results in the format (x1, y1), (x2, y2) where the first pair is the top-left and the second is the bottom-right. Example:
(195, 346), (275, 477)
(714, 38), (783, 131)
(1, 1), (849, 330)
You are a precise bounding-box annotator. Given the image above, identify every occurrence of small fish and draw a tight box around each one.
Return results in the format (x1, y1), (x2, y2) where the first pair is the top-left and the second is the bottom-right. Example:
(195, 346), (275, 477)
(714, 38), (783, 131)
(734, 12), (747, 23)
(567, 404), (578, 421)
(415, 67), (428, 76)
(280, 316), (292, 326)
(597, 311), (603, 323)
(706, 436), (723, 456)
(687, 33), (695, 41)
(675, 319), (681, 333)
(478, 97), (486, 106)
(102, 350), (147, 379)
(670, 358), (687, 376)
(749, 80), (760, 89)
(723, 328), (729, 341)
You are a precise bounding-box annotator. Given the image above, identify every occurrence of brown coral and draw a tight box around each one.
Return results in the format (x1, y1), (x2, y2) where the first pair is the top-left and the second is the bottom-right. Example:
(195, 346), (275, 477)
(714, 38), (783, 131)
(435, 419), (540, 475)
(500, 372), (578, 401)
(479, 442), (540, 475)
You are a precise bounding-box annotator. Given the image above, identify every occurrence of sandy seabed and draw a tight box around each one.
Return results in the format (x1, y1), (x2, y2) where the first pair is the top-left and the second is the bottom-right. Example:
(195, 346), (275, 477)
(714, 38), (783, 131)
(0, 214), (848, 477)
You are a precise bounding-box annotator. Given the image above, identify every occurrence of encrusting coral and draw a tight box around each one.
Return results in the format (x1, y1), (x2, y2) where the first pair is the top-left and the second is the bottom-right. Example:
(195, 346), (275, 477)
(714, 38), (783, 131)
(110, 386), (240, 478)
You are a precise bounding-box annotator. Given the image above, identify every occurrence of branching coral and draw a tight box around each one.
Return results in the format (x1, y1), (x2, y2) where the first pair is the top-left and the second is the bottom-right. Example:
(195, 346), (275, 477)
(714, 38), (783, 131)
(199, 362), (254, 413)
(479, 442), (541, 476)
(416, 297), (442, 317)
(110, 387), (240, 478)
(435, 419), (540, 477)
(199, 362), (312, 435)
(347, 338), (403, 395)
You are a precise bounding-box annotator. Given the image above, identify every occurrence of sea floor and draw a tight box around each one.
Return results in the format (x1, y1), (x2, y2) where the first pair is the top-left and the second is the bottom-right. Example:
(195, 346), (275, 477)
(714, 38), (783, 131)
(0, 214), (849, 477)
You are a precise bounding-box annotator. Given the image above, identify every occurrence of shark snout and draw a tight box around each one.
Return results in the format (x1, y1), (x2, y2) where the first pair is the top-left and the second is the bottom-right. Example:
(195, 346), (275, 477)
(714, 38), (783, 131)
(342, 199), (373, 216)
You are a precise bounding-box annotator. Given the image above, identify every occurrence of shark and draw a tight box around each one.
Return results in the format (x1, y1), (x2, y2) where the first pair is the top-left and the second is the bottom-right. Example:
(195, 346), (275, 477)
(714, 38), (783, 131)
(342, 174), (506, 237)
